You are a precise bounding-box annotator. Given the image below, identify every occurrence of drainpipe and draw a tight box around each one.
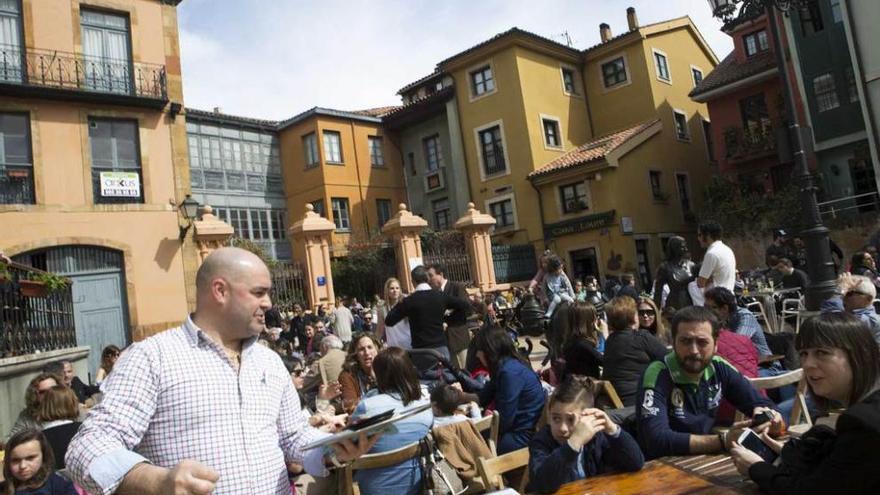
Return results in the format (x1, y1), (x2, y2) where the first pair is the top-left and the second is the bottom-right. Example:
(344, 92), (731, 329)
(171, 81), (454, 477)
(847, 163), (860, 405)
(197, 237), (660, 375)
(529, 178), (547, 250)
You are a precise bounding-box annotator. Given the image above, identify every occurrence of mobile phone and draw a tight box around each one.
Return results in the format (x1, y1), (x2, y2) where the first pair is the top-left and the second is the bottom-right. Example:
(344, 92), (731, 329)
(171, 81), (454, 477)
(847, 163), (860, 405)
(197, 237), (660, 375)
(737, 429), (778, 464)
(346, 409), (395, 432)
(750, 410), (773, 428)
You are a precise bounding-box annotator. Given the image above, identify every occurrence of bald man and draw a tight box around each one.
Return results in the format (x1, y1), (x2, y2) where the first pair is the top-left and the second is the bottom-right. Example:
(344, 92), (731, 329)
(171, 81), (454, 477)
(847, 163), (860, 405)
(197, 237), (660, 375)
(66, 248), (378, 495)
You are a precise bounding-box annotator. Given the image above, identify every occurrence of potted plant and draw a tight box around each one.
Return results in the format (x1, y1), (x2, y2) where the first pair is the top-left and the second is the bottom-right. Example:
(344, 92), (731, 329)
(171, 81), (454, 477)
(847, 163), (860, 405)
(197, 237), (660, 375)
(20, 272), (69, 297)
(0, 261), (10, 284)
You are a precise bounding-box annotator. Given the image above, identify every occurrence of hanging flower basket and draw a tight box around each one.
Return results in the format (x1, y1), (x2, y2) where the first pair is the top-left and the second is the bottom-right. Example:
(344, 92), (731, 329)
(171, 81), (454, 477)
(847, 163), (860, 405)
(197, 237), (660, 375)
(20, 279), (48, 297)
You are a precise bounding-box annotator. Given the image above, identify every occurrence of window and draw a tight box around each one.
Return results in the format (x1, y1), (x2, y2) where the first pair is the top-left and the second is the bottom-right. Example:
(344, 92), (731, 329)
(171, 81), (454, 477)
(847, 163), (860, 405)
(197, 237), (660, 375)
(831, 0), (842, 23)
(376, 198), (392, 227)
(561, 67), (577, 94)
(470, 65), (495, 97)
(407, 151), (416, 176)
(702, 120), (715, 162)
(675, 173), (691, 214)
(542, 118), (561, 148)
(739, 94), (771, 133)
(559, 182), (588, 214)
(250, 210), (268, 240)
(799, 3), (824, 36)
(80, 9), (131, 94)
(228, 209), (250, 238)
(813, 73), (840, 112)
(303, 133), (319, 168)
(0, 112), (33, 204)
(743, 30), (769, 57)
(89, 118), (142, 204)
(478, 125), (507, 176)
(649, 171), (663, 199)
(488, 198), (515, 229)
(691, 67), (703, 87)
(312, 198), (325, 218)
(653, 50), (670, 82)
(635, 239), (652, 288)
(432, 198), (450, 230)
(369, 136), (384, 167)
(331, 197), (350, 231)
(322, 130), (342, 164)
(0, 0), (22, 83)
(271, 210), (286, 240)
(845, 67), (859, 103)
(673, 111), (690, 141)
(601, 57), (628, 88)
(423, 135), (443, 172)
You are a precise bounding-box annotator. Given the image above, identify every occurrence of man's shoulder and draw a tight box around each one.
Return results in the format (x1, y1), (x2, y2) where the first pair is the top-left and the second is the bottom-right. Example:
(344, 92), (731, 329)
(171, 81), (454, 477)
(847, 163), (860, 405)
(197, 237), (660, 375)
(642, 358), (671, 389)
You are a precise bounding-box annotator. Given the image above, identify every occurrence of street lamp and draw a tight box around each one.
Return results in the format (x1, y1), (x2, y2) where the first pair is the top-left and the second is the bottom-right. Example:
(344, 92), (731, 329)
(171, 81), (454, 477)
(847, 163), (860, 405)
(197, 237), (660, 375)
(178, 194), (201, 241)
(707, 0), (837, 311)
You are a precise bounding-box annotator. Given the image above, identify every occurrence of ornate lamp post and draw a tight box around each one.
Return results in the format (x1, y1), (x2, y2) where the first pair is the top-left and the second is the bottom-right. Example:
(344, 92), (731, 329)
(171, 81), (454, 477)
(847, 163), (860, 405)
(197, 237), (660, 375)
(177, 194), (201, 241)
(707, 0), (837, 310)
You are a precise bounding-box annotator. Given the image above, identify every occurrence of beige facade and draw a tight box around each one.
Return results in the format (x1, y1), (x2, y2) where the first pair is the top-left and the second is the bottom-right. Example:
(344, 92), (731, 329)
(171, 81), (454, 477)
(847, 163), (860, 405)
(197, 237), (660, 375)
(0, 0), (192, 343)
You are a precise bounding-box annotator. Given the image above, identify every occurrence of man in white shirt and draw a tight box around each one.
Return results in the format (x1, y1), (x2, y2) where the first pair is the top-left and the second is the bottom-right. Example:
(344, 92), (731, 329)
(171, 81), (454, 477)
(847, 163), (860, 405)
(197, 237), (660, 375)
(697, 221), (737, 293)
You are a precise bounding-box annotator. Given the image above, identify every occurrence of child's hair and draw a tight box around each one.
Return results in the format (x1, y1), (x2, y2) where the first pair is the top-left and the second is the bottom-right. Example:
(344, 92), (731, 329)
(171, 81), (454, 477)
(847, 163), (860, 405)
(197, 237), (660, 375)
(549, 375), (597, 409)
(546, 255), (563, 272)
(3, 429), (54, 494)
(36, 385), (79, 423)
(430, 384), (462, 416)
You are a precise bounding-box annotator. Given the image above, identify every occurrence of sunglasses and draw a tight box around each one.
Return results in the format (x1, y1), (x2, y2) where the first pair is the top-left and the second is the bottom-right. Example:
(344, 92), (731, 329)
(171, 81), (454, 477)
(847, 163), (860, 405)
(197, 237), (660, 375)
(291, 368), (305, 376)
(638, 310), (656, 316)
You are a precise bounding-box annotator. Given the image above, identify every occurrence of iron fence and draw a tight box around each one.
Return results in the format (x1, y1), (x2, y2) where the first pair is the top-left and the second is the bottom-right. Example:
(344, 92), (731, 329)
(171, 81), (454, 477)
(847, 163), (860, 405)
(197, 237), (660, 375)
(270, 261), (307, 311)
(492, 244), (537, 284)
(423, 247), (472, 285)
(0, 43), (167, 100)
(0, 262), (76, 358)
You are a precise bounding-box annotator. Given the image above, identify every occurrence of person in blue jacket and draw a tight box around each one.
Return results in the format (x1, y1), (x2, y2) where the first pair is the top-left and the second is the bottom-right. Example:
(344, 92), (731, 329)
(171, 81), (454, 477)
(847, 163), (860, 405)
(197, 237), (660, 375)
(461, 326), (545, 454)
(636, 306), (782, 459)
(527, 375), (644, 493)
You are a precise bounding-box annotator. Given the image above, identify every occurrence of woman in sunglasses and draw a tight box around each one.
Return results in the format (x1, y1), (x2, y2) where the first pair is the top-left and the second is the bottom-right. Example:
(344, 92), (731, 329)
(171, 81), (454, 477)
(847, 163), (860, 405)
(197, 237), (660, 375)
(637, 297), (669, 346)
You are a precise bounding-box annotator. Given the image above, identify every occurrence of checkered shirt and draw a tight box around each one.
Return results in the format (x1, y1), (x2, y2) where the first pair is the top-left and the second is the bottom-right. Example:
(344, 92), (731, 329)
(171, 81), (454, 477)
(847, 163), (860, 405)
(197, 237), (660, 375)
(65, 316), (327, 495)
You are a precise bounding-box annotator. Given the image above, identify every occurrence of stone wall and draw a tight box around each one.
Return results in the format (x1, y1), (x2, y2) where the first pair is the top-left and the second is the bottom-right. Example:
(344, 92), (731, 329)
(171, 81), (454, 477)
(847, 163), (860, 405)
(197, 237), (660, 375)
(0, 347), (90, 439)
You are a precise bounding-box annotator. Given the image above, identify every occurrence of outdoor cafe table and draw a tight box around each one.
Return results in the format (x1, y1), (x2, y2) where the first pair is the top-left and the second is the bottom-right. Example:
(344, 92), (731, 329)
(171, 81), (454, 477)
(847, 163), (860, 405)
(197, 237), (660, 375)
(749, 287), (800, 333)
(554, 455), (759, 494)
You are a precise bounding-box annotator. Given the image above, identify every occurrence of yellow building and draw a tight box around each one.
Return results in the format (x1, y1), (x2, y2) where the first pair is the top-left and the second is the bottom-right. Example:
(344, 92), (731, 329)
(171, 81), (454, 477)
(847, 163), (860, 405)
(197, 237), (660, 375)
(278, 107), (407, 257)
(0, 0), (193, 366)
(426, 8), (718, 288)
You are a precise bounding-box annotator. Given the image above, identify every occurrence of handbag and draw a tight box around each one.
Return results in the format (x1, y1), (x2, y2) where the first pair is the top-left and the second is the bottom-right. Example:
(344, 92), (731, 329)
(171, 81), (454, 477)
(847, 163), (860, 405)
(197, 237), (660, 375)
(418, 436), (466, 495)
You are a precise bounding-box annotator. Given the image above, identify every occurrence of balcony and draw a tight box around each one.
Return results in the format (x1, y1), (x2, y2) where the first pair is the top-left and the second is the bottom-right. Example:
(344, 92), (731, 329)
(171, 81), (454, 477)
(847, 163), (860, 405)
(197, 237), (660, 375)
(0, 44), (167, 109)
(0, 164), (35, 205)
(723, 124), (777, 162)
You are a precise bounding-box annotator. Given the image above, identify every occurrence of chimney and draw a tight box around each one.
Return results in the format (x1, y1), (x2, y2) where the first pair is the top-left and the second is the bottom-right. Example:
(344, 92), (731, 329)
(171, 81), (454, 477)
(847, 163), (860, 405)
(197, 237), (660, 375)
(213, 106), (222, 114)
(627, 7), (639, 31)
(599, 23), (612, 43)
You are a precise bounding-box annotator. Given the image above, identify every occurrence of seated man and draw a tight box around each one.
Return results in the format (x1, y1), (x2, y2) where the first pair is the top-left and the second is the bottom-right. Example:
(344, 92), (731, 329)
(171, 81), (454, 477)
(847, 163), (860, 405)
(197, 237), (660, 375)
(636, 306), (781, 459)
(821, 273), (880, 345)
(703, 287), (781, 376)
(774, 257), (809, 290)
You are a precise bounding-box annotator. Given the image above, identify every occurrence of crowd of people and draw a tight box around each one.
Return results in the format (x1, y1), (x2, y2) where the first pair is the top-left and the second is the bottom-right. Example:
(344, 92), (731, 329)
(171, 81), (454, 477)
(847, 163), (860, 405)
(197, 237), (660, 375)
(2, 223), (879, 494)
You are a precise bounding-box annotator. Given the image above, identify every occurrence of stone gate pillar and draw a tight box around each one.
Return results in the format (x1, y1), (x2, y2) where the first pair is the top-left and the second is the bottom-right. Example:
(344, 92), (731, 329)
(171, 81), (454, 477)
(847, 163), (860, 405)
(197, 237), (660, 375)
(289, 204), (336, 309)
(454, 202), (497, 292)
(381, 204), (428, 293)
(192, 205), (234, 264)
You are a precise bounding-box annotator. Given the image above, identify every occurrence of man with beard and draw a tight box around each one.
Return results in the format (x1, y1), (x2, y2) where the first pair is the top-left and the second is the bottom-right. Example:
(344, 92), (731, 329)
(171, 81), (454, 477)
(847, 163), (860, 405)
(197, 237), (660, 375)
(636, 306), (780, 459)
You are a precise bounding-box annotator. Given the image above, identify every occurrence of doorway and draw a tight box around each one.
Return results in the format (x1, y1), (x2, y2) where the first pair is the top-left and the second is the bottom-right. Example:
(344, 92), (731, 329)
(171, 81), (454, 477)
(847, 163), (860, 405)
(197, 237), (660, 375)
(569, 247), (600, 285)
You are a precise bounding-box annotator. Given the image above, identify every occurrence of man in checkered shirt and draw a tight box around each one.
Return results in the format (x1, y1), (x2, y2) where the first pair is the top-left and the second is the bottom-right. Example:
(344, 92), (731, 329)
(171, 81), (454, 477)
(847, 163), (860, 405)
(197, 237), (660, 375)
(66, 248), (378, 494)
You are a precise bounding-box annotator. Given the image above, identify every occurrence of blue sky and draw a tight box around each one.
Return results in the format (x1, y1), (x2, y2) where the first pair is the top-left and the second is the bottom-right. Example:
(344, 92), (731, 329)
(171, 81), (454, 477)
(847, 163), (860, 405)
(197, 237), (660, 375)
(178, 0), (734, 120)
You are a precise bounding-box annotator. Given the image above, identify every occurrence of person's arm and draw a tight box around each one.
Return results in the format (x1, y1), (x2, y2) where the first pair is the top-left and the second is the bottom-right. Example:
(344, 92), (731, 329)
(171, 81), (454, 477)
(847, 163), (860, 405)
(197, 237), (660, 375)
(95, 367), (107, 384)
(278, 366), (331, 477)
(637, 367), (720, 458)
(643, 333), (669, 361)
(820, 296), (844, 314)
(741, 313), (772, 357)
(528, 431), (583, 493)
(598, 429), (645, 473)
(718, 359), (776, 416)
(697, 252), (717, 288)
(444, 293), (471, 323)
(490, 365), (525, 434)
(384, 297), (408, 327)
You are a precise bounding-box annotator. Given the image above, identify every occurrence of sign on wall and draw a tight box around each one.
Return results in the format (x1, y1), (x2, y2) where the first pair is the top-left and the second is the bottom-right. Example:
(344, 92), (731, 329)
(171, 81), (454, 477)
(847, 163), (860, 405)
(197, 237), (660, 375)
(100, 171), (140, 197)
(543, 210), (616, 239)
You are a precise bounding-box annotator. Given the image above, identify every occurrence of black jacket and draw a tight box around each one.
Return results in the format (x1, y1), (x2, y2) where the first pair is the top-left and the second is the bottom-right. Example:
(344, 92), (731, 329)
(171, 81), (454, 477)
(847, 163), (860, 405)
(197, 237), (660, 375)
(749, 388), (880, 494)
(385, 288), (469, 349)
(442, 280), (471, 326)
(602, 329), (667, 407)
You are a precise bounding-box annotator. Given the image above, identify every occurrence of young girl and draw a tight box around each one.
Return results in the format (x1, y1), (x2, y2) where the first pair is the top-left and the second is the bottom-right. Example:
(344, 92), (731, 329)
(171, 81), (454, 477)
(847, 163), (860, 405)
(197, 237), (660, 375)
(3, 429), (77, 495)
(542, 255), (575, 318)
(527, 376), (644, 494)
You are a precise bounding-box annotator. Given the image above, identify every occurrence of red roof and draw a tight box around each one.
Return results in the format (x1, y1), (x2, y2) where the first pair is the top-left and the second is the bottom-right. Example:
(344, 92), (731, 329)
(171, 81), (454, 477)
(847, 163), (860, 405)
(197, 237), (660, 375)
(528, 119), (659, 179)
(689, 50), (777, 99)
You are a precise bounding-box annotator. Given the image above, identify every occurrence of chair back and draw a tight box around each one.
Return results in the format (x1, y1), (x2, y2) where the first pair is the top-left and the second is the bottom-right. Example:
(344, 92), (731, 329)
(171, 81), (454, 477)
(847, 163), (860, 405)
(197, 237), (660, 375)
(476, 447), (530, 492)
(473, 410), (500, 456)
(595, 380), (625, 409)
(735, 369), (812, 427)
(340, 440), (423, 495)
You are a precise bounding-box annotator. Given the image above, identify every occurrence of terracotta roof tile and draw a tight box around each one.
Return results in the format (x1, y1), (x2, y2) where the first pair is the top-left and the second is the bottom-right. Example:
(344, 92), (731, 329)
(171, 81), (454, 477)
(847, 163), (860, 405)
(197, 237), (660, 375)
(689, 50), (777, 99)
(397, 71), (444, 95)
(185, 107), (279, 128)
(528, 119), (659, 179)
(383, 86), (455, 120)
(349, 106), (402, 118)
(437, 27), (579, 68)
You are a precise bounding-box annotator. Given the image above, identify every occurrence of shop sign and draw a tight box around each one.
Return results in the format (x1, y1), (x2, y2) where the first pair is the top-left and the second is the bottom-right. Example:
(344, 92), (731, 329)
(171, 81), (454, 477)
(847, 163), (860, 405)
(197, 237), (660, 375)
(543, 209), (615, 239)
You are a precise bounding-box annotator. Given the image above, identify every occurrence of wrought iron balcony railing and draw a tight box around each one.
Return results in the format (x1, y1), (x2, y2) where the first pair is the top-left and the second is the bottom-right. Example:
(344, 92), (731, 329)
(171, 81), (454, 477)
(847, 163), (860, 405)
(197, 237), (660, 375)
(723, 123), (777, 160)
(0, 44), (167, 101)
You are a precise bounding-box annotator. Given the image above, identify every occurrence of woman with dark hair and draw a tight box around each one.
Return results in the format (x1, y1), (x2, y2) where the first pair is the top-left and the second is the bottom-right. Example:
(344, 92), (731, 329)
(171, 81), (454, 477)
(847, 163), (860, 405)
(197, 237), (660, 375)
(731, 313), (880, 493)
(6, 373), (59, 441)
(561, 302), (604, 379)
(338, 332), (382, 414)
(36, 385), (81, 470)
(461, 326), (545, 454)
(350, 347), (432, 495)
(637, 297), (668, 345)
(95, 345), (120, 384)
(850, 251), (880, 291)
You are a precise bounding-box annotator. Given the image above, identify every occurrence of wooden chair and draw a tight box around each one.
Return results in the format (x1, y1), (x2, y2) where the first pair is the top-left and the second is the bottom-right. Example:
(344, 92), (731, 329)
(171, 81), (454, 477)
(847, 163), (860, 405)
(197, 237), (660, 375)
(476, 447), (530, 493)
(341, 440), (423, 495)
(473, 409), (500, 456)
(734, 368), (812, 428)
(595, 380), (625, 409)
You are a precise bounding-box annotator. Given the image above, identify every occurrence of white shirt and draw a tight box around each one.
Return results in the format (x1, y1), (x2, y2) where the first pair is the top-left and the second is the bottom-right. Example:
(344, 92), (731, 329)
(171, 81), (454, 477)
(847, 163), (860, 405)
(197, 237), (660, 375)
(699, 240), (737, 291)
